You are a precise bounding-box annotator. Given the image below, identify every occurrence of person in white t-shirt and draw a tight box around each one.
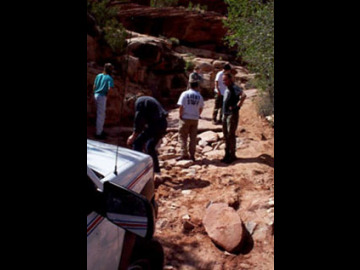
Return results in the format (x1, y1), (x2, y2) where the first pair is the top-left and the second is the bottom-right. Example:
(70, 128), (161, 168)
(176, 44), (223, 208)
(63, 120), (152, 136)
(212, 63), (231, 125)
(176, 74), (204, 161)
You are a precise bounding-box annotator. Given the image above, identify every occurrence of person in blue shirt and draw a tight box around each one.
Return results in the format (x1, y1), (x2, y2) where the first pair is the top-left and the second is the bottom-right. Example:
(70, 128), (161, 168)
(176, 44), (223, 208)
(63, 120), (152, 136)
(93, 63), (114, 139)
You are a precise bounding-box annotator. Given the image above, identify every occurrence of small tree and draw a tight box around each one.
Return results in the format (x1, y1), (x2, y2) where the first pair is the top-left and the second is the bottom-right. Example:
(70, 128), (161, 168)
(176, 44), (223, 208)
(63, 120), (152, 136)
(87, 0), (127, 54)
(223, 0), (274, 116)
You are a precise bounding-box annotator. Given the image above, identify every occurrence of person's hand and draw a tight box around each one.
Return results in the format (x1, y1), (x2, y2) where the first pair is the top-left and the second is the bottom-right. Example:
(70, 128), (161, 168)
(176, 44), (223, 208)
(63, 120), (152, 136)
(127, 134), (135, 146)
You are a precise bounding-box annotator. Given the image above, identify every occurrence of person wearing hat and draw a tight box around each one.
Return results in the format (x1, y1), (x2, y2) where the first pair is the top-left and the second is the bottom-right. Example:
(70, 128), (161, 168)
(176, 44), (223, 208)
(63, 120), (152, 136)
(176, 74), (204, 161)
(187, 65), (203, 89)
(93, 63), (114, 139)
(126, 93), (168, 174)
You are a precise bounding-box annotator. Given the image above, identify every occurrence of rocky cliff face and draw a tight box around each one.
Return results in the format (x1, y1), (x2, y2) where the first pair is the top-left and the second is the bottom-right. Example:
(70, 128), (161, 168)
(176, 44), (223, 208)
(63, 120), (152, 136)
(115, 3), (229, 53)
(121, 0), (228, 14)
(87, 1), (247, 127)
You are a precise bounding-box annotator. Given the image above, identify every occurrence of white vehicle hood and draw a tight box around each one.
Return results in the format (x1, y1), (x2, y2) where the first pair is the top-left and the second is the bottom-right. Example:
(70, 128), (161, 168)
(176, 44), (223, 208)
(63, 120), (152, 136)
(87, 139), (153, 193)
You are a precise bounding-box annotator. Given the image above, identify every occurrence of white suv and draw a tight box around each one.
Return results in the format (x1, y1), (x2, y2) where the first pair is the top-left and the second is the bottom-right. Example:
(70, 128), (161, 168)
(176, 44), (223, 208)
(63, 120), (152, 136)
(87, 139), (163, 270)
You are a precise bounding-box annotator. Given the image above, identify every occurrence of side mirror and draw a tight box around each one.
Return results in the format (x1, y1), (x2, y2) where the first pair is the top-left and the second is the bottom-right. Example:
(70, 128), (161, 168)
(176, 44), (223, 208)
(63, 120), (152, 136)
(102, 181), (155, 239)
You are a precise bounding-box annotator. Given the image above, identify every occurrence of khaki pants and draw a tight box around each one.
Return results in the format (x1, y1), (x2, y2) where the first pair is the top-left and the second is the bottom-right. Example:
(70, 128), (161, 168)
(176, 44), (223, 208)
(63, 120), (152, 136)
(212, 93), (223, 122)
(178, 119), (199, 158)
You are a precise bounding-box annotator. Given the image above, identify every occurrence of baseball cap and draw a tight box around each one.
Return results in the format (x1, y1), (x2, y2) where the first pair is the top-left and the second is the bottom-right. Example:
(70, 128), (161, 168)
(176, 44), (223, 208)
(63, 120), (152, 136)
(189, 73), (201, 83)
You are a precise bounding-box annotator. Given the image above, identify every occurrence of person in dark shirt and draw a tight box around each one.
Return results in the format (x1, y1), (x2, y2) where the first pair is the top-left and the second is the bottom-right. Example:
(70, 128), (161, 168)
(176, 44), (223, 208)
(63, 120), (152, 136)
(126, 94), (168, 173)
(222, 73), (247, 164)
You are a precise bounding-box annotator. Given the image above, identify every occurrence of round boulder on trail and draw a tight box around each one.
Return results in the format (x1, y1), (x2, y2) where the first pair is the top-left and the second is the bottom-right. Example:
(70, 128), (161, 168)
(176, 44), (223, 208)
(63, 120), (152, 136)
(202, 203), (244, 253)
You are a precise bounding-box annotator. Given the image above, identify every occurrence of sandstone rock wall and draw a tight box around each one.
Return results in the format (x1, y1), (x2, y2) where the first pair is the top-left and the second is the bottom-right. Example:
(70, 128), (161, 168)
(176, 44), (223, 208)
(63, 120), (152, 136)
(87, 2), (250, 128)
(115, 4), (229, 53)
(121, 0), (228, 15)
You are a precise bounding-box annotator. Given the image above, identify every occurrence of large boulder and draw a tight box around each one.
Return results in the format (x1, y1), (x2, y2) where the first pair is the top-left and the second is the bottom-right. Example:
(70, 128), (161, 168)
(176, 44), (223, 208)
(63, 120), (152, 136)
(202, 203), (244, 252)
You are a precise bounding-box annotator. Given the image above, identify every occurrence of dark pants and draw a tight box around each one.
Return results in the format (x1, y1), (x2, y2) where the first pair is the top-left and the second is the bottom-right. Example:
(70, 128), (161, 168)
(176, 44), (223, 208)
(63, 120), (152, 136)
(133, 118), (167, 173)
(222, 113), (239, 158)
(212, 93), (223, 122)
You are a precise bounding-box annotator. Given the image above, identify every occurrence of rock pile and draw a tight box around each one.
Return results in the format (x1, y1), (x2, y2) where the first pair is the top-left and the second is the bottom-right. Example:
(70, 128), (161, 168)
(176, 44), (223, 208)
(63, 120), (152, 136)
(158, 129), (248, 169)
(151, 98), (274, 268)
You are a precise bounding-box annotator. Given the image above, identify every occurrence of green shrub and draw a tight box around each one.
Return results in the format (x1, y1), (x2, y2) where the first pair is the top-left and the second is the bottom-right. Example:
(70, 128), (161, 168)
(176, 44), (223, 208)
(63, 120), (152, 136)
(223, 0), (274, 117)
(103, 19), (127, 53)
(185, 59), (195, 72)
(187, 2), (207, 12)
(87, 0), (127, 54)
(255, 91), (274, 118)
(169, 37), (180, 46)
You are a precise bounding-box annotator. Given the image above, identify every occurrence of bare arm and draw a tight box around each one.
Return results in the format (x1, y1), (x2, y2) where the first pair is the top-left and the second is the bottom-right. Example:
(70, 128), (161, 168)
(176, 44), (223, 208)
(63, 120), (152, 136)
(127, 108), (144, 146)
(237, 92), (247, 109)
(179, 106), (184, 120)
(127, 131), (140, 146)
(215, 81), (219, 94)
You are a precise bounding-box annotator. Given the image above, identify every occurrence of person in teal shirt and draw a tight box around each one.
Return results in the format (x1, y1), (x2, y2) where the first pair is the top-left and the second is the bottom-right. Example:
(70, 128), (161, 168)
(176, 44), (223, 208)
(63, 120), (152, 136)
(93, 63), (114, 139)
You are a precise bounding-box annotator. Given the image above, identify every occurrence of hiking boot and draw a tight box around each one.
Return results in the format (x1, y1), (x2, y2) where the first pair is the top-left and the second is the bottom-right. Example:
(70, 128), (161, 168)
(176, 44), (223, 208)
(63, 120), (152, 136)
(222, 158), (234, 164)
(221, 155), (230, 163)
(226, 155), (238, 164)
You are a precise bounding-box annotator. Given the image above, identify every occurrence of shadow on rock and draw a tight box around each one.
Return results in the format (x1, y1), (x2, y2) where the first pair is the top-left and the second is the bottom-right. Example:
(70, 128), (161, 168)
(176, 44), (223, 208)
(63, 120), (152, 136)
(158, 238), (217, 270)
(163, 178), (210, 190)
(212, 222), (254, 255)
(200, 158), (231, 167)
(199, 154), (274, 168)
(235, 154), (274, 168)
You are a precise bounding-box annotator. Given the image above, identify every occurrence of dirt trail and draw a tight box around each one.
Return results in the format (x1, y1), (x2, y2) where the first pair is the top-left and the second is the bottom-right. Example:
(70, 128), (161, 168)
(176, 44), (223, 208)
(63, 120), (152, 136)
(154, 92), (274, 270)
(87, 91), (274, 269)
